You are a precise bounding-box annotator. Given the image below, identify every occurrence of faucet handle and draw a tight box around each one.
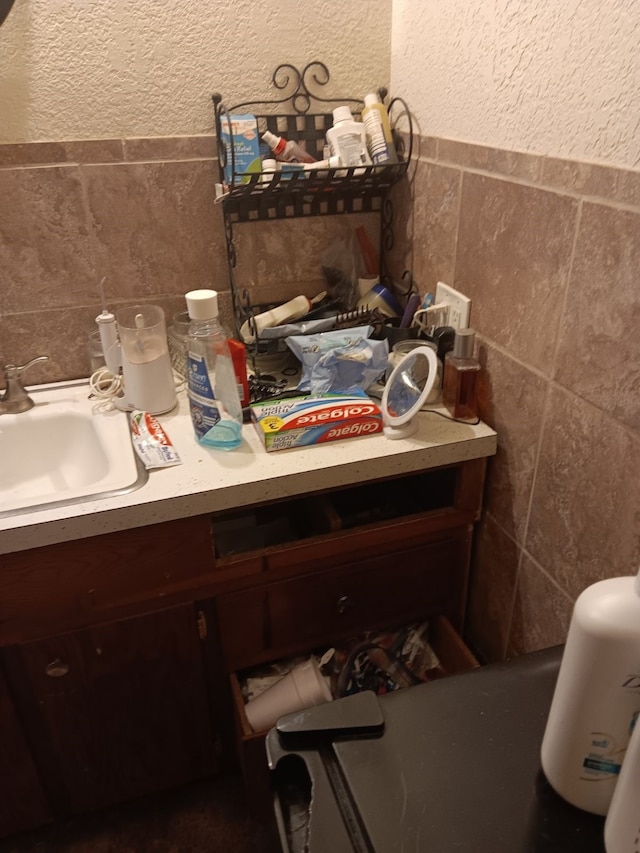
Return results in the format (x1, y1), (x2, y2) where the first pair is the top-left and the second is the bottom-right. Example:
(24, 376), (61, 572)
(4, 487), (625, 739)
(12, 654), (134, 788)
(3, 355), (50, 379)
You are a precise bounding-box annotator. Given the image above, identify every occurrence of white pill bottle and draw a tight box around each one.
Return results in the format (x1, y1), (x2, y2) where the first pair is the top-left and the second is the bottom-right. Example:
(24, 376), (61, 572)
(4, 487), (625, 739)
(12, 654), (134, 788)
(540, 567), (640, 816)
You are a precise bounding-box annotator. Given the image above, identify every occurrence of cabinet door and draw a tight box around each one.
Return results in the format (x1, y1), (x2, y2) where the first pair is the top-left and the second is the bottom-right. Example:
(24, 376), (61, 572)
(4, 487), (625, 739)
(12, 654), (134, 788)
(4, 604), (215, 816)
(0, 666), (51, 837)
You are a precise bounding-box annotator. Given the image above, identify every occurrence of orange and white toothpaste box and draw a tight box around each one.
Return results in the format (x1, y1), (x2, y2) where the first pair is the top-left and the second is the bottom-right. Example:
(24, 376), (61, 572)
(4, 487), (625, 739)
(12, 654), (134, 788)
(250, 391), (383, 452)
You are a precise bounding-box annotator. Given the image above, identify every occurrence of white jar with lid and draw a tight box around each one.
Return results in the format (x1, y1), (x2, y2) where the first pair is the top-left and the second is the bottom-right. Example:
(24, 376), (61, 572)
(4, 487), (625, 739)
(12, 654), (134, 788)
(326, 106), (372, 171)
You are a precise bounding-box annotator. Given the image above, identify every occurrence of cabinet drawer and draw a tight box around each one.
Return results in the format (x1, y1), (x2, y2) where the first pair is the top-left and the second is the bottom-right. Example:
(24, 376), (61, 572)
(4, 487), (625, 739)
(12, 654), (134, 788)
(229, 616), (478, 815)
(216, 587), (269, 666)
(269, 535), (470, 653)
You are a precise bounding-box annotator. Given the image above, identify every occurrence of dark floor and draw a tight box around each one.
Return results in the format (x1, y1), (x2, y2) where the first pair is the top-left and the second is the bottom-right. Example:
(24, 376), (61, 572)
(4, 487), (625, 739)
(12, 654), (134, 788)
(0, 775), (281, 853)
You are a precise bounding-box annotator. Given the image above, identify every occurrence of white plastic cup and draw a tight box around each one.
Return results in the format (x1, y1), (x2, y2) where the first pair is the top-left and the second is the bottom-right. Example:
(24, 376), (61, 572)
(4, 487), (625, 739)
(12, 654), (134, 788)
(244, 658), (332, 732)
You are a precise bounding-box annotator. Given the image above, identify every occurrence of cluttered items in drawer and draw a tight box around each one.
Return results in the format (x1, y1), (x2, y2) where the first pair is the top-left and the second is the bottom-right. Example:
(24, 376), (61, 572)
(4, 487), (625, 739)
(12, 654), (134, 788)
(229, 616), (477, 820)
(233, 615), (477, 736)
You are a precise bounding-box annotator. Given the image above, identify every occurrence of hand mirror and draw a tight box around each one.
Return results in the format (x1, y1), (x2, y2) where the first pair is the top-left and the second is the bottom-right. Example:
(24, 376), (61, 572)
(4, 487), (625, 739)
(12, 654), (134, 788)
(381, 345), (438, 439)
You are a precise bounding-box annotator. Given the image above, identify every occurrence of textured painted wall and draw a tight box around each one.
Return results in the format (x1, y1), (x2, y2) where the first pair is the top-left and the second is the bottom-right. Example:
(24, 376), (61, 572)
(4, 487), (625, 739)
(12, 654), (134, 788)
(0, 0), (391, 143)
(391, 0), (640, 169)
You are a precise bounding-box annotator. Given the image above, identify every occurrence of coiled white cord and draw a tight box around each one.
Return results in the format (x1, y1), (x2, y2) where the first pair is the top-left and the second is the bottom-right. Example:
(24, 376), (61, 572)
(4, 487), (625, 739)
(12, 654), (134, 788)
(88, 367), (125, 411)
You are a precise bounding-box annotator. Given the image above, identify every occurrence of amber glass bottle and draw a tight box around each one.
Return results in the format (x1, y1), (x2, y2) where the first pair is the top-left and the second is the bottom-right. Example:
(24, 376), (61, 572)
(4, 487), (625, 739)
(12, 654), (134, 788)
(442, 328), (480, 419)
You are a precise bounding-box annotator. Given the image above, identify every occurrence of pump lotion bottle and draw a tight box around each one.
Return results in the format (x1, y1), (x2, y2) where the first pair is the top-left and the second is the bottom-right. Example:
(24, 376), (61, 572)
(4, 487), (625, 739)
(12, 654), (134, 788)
(540, 567), (640, 816)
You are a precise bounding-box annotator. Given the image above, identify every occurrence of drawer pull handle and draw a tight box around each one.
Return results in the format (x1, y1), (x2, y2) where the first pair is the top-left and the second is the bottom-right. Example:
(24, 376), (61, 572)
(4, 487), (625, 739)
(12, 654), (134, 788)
(45, 659), (70, 677)
(336, 595), (354, 615)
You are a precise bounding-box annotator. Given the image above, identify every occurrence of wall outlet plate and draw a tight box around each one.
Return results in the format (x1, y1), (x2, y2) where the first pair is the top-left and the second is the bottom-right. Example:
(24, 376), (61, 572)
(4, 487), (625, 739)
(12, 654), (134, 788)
(435, 282), (471, 330)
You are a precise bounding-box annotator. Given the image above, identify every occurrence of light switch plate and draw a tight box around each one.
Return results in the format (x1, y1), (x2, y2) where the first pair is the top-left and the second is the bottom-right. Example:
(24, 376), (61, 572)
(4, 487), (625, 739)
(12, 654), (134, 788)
(435, 282), (471, 330)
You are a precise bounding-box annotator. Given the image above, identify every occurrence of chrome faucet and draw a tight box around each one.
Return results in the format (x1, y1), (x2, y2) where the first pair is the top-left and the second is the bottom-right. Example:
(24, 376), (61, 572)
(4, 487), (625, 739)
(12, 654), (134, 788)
(0, 356), (50, 414)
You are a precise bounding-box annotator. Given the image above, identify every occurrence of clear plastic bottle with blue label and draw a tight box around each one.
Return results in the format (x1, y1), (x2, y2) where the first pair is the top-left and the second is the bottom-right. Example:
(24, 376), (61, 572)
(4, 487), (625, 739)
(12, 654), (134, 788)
(185, 289), (243, 450)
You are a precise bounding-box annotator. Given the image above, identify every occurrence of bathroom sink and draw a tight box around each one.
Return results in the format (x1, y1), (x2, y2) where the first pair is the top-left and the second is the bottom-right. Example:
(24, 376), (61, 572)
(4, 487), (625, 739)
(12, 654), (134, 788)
(0, 381), (147, 517)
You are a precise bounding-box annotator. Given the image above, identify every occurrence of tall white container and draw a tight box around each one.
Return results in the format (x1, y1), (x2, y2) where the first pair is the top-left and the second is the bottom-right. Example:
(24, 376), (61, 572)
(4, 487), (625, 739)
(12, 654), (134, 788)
(326, 106), (372, 170)
(605, 710), (640, 851)
(540, 568), (640, 816)
(361, 92), (398, 165)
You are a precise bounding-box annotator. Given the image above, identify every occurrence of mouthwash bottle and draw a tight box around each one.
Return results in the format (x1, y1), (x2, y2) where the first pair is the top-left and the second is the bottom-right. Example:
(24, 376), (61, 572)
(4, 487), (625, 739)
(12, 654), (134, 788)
(185, 289), (243, 450)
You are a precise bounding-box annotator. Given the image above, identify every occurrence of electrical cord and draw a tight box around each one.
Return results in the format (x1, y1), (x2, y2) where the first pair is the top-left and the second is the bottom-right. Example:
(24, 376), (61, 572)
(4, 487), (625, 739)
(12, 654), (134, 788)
(88, 367), (124, 409)
(422, 407), (481, 426)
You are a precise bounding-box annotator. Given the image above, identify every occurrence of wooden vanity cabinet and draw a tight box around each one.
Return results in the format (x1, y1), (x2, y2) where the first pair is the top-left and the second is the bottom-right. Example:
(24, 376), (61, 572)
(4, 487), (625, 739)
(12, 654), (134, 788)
(3, 604), (215, 818)
(0, 666), (51, 837)
(0, 516), (218, 834)
(0, 455), (488, 837)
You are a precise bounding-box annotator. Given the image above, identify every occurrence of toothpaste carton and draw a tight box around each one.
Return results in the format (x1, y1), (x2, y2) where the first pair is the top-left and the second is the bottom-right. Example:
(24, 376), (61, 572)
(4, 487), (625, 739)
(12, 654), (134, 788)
(250, 391), (383, 452)
(220, 114), (262, 184)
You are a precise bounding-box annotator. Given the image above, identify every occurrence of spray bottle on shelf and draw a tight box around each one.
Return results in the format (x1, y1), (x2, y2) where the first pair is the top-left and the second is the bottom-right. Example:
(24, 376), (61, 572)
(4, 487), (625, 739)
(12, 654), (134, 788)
(361, 93), (398, 165)
(185, 289), (243, 451)
(261, 130), (316, 164)
(540, 566), (640, 816)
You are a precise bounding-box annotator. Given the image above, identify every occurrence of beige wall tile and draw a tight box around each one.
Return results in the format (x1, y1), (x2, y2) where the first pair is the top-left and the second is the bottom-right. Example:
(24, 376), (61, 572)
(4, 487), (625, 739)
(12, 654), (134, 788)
(386, 173), (413, 284)
(541, 157), (618, 199)
(123, 136), (216, 162)
(454, 173), (578, 375)
(466, 513), (521, 662)
(508, 556), (573, 655)
(0, 165), (98, 312)
(81, 160), (226, 303)
(526, 386), (640, 599)
(1, 306), (105, 383)
(477, 340), (548, 543)
(554, 202), (640, 432)
(614, 168), (640, 208)
(438, 139), (492, 171)
(0, 139), (124, 168)
(411, 160), (460, 297)
(248, 213), (380, 301)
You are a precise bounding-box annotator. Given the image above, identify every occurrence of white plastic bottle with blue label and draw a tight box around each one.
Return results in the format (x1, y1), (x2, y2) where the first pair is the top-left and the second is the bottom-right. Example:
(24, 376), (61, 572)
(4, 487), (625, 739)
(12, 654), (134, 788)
(540, 567), (640, 816)
(605, 709), (640, 851)
(185, 289), (242, 450)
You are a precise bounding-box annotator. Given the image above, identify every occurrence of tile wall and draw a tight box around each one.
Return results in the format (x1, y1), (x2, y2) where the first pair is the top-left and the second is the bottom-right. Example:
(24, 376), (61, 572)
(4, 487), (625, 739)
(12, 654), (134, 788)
(401, 136), (640, 662)
(0, 137), (379, 383)
(2, 132), (638, 662)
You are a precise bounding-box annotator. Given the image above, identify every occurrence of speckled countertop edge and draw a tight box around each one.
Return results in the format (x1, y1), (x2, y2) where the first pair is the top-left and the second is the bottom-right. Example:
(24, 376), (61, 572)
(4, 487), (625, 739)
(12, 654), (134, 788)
(0, 388), (497, 555)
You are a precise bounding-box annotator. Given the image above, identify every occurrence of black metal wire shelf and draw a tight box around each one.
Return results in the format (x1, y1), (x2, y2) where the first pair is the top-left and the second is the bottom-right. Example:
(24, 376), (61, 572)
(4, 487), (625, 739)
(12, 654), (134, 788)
(212, 61), (412, 223)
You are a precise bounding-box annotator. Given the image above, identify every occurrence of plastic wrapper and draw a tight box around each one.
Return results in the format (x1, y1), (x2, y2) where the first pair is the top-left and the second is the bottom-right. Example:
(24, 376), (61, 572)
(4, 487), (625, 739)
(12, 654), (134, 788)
(286, 326), (388, 394)
(129, 410), (182, 469)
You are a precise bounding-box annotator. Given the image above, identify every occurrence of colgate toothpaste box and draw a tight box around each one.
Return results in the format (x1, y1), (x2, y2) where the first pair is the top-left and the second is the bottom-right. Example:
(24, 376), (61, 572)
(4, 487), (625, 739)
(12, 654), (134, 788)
(250, 391), (383, 452)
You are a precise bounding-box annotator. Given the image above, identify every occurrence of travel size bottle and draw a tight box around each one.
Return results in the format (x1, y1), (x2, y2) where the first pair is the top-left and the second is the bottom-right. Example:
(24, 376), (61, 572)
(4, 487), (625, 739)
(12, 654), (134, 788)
(541, 567), (640, 816)
(442, 328), (480, 419)
(185, 289), (243, 451)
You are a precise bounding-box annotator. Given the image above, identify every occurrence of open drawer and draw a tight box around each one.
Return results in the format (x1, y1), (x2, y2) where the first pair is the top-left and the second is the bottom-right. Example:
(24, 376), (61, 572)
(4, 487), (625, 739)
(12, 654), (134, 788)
(229, 616), (478, 817)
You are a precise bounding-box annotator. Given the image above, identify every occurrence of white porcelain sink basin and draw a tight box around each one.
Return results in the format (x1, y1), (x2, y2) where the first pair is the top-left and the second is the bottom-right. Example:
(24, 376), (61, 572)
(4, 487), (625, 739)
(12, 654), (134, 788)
(0, 381), (147, 517)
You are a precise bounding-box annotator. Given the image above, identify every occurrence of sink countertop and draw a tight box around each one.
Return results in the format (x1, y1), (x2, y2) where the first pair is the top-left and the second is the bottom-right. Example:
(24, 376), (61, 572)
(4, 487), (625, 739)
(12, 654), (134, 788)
(0, 386), (497, 556)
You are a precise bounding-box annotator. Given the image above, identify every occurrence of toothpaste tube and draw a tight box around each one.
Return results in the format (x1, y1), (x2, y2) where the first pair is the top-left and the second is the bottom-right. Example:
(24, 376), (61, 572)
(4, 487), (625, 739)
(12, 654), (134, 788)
(129, 411), (182, 469)
(250, 391), (382, 452)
